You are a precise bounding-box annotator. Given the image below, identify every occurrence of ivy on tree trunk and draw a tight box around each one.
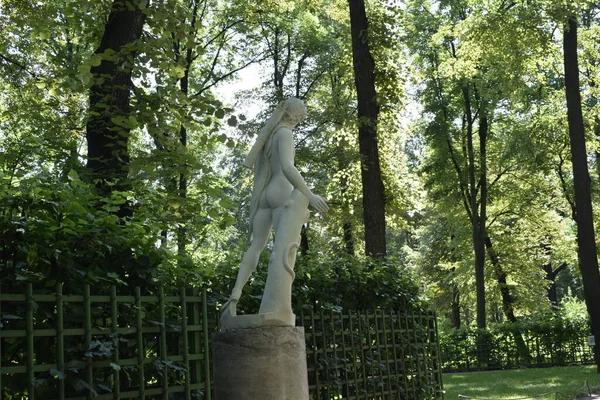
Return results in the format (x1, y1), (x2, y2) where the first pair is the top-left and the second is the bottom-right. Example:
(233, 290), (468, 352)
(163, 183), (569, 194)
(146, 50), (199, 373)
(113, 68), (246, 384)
(86, 0), (146, 210)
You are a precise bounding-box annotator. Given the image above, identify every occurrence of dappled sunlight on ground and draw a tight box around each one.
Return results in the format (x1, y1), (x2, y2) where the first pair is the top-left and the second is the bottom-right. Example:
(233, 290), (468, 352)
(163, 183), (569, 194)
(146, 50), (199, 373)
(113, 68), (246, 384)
(443, 366), (599, 399)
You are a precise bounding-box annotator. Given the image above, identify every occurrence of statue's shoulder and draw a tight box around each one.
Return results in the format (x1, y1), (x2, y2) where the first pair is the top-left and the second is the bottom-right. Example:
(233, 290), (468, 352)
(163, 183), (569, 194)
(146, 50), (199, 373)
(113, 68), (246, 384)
(273, 126), (293, 140)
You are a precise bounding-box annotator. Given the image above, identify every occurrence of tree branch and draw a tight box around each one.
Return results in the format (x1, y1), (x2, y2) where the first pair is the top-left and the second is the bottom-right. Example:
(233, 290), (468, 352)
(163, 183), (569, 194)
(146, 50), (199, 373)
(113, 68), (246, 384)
(200, 19), (244, 52)
(556, 149), (577, 221)
(301, 69), (326, 100)
(0, 53), (36, 78)
(553, 262), (568, 278)
(295, 52), (309, 98)
(193, 54), (267, 97)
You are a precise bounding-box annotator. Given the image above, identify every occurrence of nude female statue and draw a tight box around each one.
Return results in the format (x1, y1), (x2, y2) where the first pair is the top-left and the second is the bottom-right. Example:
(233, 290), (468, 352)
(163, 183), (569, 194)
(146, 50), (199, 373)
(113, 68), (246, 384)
(221, 97), (328, 324)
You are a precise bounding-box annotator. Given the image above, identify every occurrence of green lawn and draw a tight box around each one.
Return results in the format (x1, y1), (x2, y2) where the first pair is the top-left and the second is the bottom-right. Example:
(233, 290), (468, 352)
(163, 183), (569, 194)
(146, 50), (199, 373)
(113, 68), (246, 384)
(443, 365), (600, 399)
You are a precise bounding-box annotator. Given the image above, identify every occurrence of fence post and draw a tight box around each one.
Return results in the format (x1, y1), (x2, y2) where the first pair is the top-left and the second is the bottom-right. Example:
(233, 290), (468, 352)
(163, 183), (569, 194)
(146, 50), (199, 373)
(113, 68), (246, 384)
(338, 312), (350, 398)
(1, 282), (2, 397)
(348, 311), (360, 399)
(329, 310), (338, 397)
(310, 309), (321, 399)
(374, 310), (387, 395)
(191, 287), (202, 392)
(158, 286), (168, 399)
(110, 285), (120, 399)
(135, 287), (145, 398)
(319, 308), (329, 399)
(432, 312), (445, 398)
(357, 311), (368, 399)
(202, 287), (212, 400)
(381, 310), (393, 397)
(84, 284), (92, 400)
(388, 310), (399, 390)
(56, 283), (65, 400)
(26, 282), (35, 400)
(180, 286), (190, 400)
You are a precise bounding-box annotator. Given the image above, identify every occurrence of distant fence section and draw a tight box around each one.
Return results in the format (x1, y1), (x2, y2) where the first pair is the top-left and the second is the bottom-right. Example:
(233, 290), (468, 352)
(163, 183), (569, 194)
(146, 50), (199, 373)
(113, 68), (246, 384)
(1, 283), (443, 399)
(440, 322), (594, 372)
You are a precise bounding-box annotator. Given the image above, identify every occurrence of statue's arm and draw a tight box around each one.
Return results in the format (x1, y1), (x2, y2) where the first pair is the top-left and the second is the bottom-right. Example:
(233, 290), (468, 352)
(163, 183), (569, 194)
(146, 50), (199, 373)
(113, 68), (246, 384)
(277, 129), (329, 214)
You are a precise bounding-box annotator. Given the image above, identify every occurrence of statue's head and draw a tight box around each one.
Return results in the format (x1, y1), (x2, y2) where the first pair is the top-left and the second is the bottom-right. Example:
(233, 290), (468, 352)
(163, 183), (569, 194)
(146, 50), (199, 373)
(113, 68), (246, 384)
(282, 97), (307, 126)
(243, 97), (307, 169)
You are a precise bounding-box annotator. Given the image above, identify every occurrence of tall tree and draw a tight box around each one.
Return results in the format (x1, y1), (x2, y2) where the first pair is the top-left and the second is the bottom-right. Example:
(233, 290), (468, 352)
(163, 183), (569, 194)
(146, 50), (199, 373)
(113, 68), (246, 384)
(347, 0), (386, 257)
(404, 0), (566, 330)
(563, 15), (600, 372)
(86, 0), (147, 207)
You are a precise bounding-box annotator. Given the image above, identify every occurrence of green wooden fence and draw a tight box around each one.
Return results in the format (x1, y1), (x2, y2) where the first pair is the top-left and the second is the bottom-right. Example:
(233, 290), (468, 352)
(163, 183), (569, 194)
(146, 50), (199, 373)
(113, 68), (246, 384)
(440, 323), (595, 372)
(298, 309), (444, 400)
(0, 283), (214, 400)
(1, 283), (443, 399)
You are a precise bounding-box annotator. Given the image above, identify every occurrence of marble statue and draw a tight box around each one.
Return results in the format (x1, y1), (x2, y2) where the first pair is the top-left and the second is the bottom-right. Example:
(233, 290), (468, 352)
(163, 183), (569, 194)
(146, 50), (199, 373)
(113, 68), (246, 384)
(220, 97), (329, 331)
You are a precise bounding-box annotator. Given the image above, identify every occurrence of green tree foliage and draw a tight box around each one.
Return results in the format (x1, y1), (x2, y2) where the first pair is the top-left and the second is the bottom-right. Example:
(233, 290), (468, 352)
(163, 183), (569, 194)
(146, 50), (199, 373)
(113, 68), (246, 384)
(403, 0), (597, 345)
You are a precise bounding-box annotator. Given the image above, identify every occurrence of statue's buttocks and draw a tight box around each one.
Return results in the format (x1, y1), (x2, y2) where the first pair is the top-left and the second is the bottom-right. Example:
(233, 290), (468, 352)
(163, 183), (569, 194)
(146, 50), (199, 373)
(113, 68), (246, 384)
(262, 130), (294, 209)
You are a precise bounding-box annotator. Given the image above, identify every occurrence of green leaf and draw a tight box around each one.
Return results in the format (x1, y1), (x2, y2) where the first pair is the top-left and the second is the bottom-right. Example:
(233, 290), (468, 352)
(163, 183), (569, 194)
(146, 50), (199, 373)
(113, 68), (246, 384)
(50, 369), (65, 380)
(127, 115), (138, 128)
(98, 383), (112, 392)
(215, 108), (225, 119)
(90, 54), (102, 67)
(169, 65), (186, 78)
(67, 169), (80, 182)
(65, 359), (87, 373)
(110, 362), (121, 371)
(1, 314), (22, 320)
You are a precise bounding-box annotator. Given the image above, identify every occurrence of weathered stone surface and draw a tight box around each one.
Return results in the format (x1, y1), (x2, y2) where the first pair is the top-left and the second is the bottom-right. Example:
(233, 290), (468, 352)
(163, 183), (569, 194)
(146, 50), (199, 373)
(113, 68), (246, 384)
(212, 326), (309, 400)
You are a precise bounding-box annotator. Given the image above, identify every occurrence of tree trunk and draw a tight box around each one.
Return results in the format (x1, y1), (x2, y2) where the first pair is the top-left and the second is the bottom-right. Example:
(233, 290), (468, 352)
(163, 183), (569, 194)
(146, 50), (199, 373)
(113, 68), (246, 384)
(564, 17), (600, 372)
(486, 235), (531, 361)
(177, 63), (190, 267)
(86, 0), (146, 206)
(543, 262), (567, 308)
(174, 0), (200, 268)
(463, 87), (486, 329)
(300, 224), (309, 256)
(450, 284), (461, 329)
(348, 0), (386, 258)
(339, 158), (355, 255)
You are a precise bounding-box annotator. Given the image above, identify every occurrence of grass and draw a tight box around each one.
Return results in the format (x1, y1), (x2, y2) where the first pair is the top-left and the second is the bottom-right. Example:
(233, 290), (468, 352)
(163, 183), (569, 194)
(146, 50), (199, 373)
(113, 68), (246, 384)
(443, 365), (600, 400)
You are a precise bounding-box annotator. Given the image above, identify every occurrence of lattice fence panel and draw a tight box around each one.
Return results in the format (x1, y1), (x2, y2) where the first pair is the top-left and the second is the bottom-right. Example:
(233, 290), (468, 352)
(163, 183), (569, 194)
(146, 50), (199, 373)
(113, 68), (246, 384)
(298, 308), (444, 400)
(0, 283), (214, 400)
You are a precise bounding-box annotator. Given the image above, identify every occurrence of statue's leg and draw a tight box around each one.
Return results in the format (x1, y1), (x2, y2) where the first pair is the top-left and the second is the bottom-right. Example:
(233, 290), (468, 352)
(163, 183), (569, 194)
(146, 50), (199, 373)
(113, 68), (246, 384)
(222, 208), (272, 316)
(259, 189), (310, 315)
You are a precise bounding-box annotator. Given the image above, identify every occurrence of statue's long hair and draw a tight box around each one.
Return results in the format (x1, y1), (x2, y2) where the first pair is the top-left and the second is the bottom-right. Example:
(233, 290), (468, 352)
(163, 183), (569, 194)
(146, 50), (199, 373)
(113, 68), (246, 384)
(245, 97), (307, 239)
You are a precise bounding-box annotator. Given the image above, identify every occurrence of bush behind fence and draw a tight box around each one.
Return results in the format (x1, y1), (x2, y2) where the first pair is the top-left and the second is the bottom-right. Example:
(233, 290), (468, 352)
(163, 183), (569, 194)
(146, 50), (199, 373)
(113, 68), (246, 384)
(440, 320), (594, 372)
(1, 283), (443, 399)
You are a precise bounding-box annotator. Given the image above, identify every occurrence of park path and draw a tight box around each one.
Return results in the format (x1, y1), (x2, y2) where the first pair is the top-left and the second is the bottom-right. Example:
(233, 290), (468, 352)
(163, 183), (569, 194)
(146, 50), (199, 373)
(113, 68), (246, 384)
(577, 394), (600, 399)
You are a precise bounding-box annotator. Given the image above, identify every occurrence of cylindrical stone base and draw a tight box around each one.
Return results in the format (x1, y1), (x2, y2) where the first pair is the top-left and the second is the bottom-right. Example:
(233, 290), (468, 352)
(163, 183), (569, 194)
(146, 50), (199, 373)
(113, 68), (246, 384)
(212, 326), (309, 400)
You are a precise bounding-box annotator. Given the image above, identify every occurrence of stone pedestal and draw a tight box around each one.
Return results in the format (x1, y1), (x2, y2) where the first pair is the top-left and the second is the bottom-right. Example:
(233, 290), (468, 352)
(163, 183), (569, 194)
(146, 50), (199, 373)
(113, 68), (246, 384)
(212, 326), (309, 400)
